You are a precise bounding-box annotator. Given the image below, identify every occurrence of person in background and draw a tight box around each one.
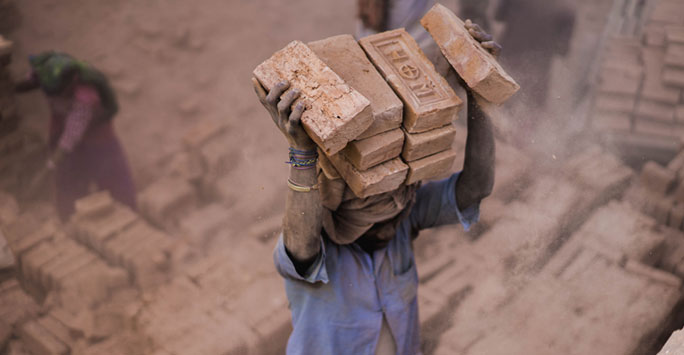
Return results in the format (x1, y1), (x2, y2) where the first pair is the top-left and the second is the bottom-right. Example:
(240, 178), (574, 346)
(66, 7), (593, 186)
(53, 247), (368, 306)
(15, 51), (136, 220)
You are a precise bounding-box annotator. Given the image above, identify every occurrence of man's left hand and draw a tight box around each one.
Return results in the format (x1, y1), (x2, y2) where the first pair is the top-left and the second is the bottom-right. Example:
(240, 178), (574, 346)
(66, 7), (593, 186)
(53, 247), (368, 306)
(465, 19), (502, 57)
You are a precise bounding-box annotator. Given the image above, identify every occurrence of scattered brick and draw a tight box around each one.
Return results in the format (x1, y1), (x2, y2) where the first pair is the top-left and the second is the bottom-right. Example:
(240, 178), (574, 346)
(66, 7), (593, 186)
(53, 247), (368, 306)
(666, 44), (684, 68)
(138, 176), (198, 230)
(644, 24), (667, 47)
(402, 124), (457, 162)
(634, 118), (682, 138)
(73, 190), (114, 220)
(641, 47), (681, 105)
(592, 112), (631, 131)
(308, 34), (403, 140)
(649, 0), (684, 24)
(594, 93), (636, 113)
(405, 149), (457, 184)
(635, 99), (676, 121)
(253, 40), (373, 155)
(420, 4), (519, 104)
(641, 161), (677, 195)
(325, 153), (408, 198)
(340, 128), (404, 170)
(73, 204), (138, 251)
(19, 320), (69, 355)
(359, 29), (462, 133)
(664, 67), (684, 88)
(667, 26), (684, 44)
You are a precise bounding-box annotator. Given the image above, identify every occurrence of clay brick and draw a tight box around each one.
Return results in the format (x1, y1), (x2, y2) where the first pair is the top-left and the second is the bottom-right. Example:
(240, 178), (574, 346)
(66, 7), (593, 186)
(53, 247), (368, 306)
(635, 99), (676, 121)
(666, 44), (684, 69)
(308, 35), (403, 139)
(625, 259), (682, 287)
(326, 154), (408, 198)
(599, 63), (643, 96)
(649, 0), (684, 24)
(40, 240), (88, 289)
(669, 203), (684, 229)
(359, 29), (462, 133)
(641, 48), (681, 105)
(317, 151), (341, 180)
(634, 118), (684, 138)
(182, 120), (227, 151)
(594, 93), (636, 114)
(421, 5), (519, 104)
(644, 24), (667, 47)
(664, 67), (684, 88)
(592, 112), (631, 131)
(139, 176), (198, 230)
(19, 321), (69, 355)
(406, 149), (457, 184)
(402, 124), (456, 162)
(36, 315), (72, 346)
(253, 40), (373, 155)
(641, 161), (676, 195)
(179, 203), (230, 246)
(64, 262), (129, 306)
(75, 205), (138, 251)
(340, 128), (404, 170)
(50, 252), (98, 285)
(21, 241), (61, 287)
(73, 190), (114, 220)
(8, 220), (56, 258)
(667, 26), (684, 44)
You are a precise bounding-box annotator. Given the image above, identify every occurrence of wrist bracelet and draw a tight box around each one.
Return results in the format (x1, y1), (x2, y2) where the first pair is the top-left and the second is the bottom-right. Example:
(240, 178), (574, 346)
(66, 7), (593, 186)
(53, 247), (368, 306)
(287, 178), (319, 192)
(287, 147), (318, 169)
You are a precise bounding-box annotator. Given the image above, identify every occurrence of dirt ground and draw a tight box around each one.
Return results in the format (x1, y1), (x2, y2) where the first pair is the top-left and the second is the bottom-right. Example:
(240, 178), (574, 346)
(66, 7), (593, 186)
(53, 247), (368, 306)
(8, 0), (359, 227)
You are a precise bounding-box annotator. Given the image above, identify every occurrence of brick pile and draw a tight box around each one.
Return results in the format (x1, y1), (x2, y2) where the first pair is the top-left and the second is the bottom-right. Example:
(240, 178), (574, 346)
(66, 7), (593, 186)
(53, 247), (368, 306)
(254, 12), (518, 198)
(592, 0), (684, 162)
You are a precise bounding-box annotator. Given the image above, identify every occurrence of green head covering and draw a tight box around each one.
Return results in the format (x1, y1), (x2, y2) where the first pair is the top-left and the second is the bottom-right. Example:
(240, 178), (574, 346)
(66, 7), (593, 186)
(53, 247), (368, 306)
(29, 51), (119, 119)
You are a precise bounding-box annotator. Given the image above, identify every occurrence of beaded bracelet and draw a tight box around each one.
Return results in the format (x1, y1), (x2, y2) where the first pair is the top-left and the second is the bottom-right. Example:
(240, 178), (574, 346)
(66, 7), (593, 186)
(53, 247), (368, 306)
(287, 147), (318, 169)
(287, 178), (319, 192)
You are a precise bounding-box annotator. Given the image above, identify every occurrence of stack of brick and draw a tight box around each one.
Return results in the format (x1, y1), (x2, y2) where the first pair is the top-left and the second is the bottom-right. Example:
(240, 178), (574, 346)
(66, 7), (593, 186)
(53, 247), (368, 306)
(624, 156), (684, 229)
(433, 208), (681, 355)
(69, 191), (174, 290)
(0, 278), (39, 333)
(591, 0), (684, 162)
(254, 21), (516, 198)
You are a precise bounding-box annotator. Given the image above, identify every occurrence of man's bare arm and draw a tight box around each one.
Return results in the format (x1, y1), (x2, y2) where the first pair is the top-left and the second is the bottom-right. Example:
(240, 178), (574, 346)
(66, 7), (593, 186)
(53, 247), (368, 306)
(253, 79), (322, 274)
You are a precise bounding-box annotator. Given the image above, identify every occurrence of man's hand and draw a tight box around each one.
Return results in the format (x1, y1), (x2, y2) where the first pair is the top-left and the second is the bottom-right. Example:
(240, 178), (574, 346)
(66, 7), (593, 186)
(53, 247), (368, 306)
(465, 19), (502, 57)
(252, 78), (315, 150)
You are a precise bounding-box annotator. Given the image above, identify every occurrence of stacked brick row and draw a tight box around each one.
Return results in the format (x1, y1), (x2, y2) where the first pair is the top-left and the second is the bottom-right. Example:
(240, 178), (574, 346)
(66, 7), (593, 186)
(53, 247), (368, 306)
(254, 7), (517, 199)
(592, 0), (684, 161)
(68, 191), (176, 290)
(624, 152), (684, 230)
(138, 237), (288, 355)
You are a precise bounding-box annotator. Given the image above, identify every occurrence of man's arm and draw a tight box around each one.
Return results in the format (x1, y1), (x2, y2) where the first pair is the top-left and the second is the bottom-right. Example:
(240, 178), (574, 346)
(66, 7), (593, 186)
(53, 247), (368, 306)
(454, 20), (497, 210)
(252, 79), (322, 275)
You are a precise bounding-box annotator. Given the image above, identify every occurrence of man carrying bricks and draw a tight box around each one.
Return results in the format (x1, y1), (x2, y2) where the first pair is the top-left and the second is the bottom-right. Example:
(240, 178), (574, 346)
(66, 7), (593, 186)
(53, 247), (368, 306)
(253, 22), (497, 355)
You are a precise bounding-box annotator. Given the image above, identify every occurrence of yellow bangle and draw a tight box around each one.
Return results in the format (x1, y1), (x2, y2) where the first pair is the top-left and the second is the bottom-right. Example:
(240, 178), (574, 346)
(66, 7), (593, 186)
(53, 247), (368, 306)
(287, 178), (319, 192)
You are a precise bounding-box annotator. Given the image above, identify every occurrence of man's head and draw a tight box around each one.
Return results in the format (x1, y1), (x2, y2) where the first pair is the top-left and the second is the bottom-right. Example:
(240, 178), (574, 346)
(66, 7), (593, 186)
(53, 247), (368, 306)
(29, 51), (86, 95)
(319, 171), (419, 247)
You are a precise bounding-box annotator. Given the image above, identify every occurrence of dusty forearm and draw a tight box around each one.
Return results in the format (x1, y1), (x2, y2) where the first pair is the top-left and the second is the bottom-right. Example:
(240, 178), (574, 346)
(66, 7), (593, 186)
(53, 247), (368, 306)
(283, 163), (323, 267)
(456, 91), (495, 209)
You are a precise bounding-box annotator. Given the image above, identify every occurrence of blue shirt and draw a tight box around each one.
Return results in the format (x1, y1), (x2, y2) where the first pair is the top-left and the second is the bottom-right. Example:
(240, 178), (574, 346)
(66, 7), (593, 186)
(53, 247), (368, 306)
(273, 173), (479, 355)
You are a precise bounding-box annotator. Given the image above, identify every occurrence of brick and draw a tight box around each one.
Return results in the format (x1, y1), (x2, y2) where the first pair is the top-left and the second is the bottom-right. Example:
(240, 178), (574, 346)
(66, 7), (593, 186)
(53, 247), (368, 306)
(594, 93), (635, 114)
(669, 203), (684, 229)
(179, 203), (231, 246)
(592, 112), (631, 131)
(420, 4), (519, 104)
(625, 259), (682, 287)
(40, 240), (88, 289)
(37, 315), (72, 346)
(667, 26), (684, 44)
(659, 329), (684, 355)
(359, 29), (462, 133)
(635, 99), (676, 121)
(326, 153), (408, 198)
(644, 24), (667, 47)
(73, 190), (114, 220)
(308, 35), (403, 140)
(599, 62), (643, 96)
(666, 44), (684, 68)
(649, 0), (684, 24)
(50, 252), (98, 285)
(664, 67), (684, 88)
(19, 321), (69, 355)
(641, 161), (676, 195)
(139, 176), (198, 230)
(21, 241), (61, 288)
(677, 106), (684, 121)
(634, 118), (682, 137)
(182, 120), (227, 151)
(317, 151), (341, 180)
(406, 149), (457, 184)
(102, 221), (166, 268)
(75, 205), (138, 251)
(254, 40), (373, 155)
(402, 124), (456, 162)
(641, 48), (681, 105)
(7, 220), (56, 258)
(64, 262), (129, 306)
(340, 128), (404, 170)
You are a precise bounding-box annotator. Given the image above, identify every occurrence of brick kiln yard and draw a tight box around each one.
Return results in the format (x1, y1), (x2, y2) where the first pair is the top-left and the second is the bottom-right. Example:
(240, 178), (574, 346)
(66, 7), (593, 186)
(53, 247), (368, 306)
(3, 0), (684, 354)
